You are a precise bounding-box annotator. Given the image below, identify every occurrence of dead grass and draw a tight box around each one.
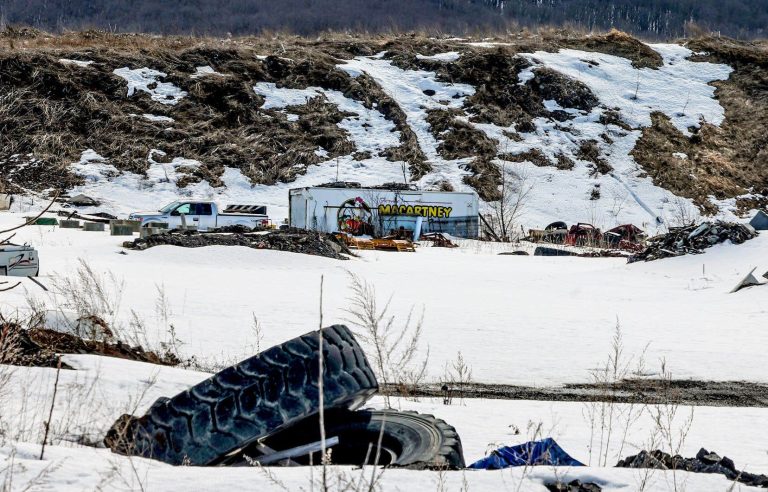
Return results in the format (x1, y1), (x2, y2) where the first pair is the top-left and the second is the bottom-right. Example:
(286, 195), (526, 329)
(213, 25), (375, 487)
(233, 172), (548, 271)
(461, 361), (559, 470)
(426, 108), (497, 161)
(499, 149), (553, 168)
(632, 35), (768, 216)
(556, 29), (664, 69)
(2, 28), (767, 212)
(577, 140), (613, 175)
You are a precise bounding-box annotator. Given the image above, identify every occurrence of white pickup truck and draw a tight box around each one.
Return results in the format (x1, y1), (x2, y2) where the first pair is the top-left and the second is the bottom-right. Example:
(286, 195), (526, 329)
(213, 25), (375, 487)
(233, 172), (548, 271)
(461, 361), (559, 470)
(0, 244), (39, 277)
(129, 200), (270, 231)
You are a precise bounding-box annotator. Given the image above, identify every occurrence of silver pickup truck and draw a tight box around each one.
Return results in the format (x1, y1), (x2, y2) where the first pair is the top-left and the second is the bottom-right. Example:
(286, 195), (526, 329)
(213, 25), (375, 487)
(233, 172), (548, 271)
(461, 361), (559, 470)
(129, 200), (270, 230)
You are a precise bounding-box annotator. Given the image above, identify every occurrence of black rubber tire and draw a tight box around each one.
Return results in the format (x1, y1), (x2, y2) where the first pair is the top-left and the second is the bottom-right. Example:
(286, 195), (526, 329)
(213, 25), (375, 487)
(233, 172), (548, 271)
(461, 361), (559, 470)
(104, 325), (378, 465)
(254, 409), (465, 470)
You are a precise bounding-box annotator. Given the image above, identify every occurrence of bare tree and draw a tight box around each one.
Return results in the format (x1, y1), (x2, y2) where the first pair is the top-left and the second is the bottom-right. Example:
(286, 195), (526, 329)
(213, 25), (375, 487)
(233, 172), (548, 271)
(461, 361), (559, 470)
(487, 163), (534, 241)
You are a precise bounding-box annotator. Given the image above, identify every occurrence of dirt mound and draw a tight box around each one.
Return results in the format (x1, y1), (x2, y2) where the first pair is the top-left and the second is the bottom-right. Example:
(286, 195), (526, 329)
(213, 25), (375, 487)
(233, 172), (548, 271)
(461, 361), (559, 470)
(529, 68), (599, 112)
(2, 30), (767, 215)
(126, 228), (353, 259)
(632, 38), (768, 214)
(0, 36), (420, 192)
(435, 49), (544, 128)
(0, 322), (179, 368)
(557, 29), (664, 69)
(500, 149), (554, 168)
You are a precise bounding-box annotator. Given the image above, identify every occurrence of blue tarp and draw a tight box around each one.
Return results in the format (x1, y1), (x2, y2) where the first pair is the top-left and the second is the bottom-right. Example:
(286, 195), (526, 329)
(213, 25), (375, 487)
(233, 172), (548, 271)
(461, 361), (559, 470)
(469, 438), (585, 470)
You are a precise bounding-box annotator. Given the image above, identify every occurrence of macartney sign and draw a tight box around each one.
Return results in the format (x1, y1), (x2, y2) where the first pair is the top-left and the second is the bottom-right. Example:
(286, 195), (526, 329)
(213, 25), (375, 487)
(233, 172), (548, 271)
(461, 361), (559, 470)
(377, 204), (453, 218)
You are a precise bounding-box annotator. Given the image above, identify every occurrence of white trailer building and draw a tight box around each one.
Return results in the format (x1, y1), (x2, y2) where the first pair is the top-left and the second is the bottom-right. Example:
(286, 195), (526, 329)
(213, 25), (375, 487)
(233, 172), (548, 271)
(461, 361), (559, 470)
(289, 185), (479, 238)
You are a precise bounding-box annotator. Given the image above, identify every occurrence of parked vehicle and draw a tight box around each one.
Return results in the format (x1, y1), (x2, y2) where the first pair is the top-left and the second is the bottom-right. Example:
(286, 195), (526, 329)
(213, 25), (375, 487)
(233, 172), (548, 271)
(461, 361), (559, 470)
(564, 223), (602, 246)
(0, 244), (39, 277)
(542, 221), (569, 244)
(604, 224), (646, 251)
(129, 201), (270, 231)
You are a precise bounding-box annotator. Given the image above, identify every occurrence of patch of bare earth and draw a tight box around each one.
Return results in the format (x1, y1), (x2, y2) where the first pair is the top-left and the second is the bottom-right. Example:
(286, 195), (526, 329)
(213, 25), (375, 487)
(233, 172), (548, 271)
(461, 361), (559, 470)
(632, 37), (768, 214)
(2, 29), (767, 212)
(425, 108), (501, 199)
(554, 28), (664, 69)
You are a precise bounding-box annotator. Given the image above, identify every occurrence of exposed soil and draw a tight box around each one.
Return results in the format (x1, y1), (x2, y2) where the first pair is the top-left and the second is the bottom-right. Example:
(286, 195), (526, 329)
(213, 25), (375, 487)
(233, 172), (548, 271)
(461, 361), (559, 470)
(424, 108), (502, 200)
(500, 148), (554, 168)
(632, 37), (768, 213)
(435, 49), (545, 129)
(1, 30), (766, 214)
(555, 29), (665, 69)
(577, 140), (613, 175)
(384, 379), (768, 408)
(529, 67), (599, 113)
(0, 322), (179, 368)
(426, 108), (497, 162)
(125, 228), (353, 259)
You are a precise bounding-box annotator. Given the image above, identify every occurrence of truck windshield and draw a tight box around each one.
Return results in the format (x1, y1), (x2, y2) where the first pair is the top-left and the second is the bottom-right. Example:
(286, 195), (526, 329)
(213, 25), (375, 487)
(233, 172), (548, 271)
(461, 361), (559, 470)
(159, 201), (181, 213)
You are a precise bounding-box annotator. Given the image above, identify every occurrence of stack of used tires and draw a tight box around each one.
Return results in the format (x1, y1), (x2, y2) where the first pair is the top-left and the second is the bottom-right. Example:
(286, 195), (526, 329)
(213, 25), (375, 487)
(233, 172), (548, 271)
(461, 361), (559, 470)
(105, 325), (464, 469)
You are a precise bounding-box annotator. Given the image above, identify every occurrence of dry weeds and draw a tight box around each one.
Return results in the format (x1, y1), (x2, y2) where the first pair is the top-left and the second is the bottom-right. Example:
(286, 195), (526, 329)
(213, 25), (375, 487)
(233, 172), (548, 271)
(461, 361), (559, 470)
(2, 28), (766, 214)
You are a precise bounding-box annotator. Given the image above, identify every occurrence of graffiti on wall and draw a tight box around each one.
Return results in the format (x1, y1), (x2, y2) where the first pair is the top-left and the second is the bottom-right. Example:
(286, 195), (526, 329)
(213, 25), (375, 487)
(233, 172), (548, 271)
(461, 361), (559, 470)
(337, 197), (374, 235)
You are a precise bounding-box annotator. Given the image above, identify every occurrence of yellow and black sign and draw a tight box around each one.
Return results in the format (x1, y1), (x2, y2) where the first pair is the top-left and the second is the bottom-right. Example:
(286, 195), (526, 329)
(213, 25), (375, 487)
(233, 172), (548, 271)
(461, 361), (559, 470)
(378, 204), (452, 218)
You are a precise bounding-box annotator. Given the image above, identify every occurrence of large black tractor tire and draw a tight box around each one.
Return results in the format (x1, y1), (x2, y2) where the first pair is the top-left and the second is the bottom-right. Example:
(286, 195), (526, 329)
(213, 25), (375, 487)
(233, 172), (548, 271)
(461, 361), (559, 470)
(252, 409), (465, 470)
(104, 325), (378, 465)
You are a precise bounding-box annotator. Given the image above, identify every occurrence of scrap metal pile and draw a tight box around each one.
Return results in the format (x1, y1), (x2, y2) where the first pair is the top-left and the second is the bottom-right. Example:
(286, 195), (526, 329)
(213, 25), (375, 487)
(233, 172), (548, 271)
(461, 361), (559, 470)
(617, 448), (768, 488)
(628, 221), (757, 263)
(124, 228), (352, 260)
(104, 325), (465, 469)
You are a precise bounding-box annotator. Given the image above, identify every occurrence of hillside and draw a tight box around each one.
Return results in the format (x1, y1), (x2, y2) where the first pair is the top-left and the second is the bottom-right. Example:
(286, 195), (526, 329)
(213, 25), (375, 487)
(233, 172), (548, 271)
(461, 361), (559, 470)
(1, 28), (767, 230)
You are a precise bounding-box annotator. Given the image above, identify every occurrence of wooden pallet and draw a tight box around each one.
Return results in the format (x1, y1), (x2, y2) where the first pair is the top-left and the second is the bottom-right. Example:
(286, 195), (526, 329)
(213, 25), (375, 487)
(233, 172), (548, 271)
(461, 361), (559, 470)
(372, 238), (415, 252)
(350, 237), (375, 250)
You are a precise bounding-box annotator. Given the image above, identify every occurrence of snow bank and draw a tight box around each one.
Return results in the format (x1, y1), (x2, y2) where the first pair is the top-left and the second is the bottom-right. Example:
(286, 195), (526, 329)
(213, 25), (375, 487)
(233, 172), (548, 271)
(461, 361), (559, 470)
(519, 44), (732, 135)
(467, 44), (733, 230)
(58, 58), (93, 67)
(339, 54), (477, 191)
(113, 67), (187, 105)
(253, 82), (320, 108)
(190, 65), (226, 79)
(416, 51), (461, 62)
(253, 82), (401, 155)
(339, 55), (474, 160)
(77, 44), (738, 230)
(69, 150), (119, 182)
(67, 150), (407, 221)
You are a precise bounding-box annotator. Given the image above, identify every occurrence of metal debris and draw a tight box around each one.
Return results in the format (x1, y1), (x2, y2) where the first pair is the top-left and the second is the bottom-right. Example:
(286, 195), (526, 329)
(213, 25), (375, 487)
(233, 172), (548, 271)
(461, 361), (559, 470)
(420, 232), (458, 248)
(629, 221), (757, 263)
(617, 448), (768, 488)
(730, 267), (766, 293)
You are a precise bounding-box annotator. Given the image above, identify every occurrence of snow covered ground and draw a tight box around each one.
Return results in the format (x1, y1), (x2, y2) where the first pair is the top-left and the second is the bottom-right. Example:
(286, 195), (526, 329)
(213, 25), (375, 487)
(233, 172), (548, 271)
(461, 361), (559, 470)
(1, 211), (766, 490)
(3, 41), (766, 490)
(2, 212), (766, 386)
(1, 359), (767, 491)
(67, 43), (743, 234)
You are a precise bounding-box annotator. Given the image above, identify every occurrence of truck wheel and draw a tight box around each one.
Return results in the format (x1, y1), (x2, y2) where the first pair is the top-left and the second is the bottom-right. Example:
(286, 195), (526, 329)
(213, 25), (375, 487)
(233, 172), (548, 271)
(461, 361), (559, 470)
(252, 409), (465, 469)
(104, 325), (378, 465)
